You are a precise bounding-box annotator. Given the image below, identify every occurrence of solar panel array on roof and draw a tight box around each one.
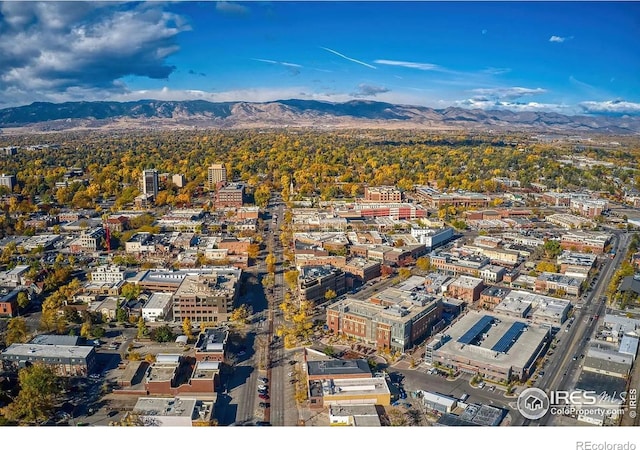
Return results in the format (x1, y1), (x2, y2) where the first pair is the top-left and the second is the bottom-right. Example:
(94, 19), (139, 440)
(491, 321), (527, 353)
(457, 315), (494, 345)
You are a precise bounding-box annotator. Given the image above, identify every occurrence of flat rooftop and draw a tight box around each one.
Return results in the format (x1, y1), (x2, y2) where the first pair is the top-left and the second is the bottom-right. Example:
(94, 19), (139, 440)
(146, 361), (178, 383)
(192, 361), (219, 380)
(324, 376), (390, 397)
(450, 275), (484, 289)
(433, 310), (549, 370)
(196, 327), (228, 352)
(133, 397), (196, 418)
(307, 359), (371, 377)
(2, 343), (93, 359)
(144, 292), (173, 310)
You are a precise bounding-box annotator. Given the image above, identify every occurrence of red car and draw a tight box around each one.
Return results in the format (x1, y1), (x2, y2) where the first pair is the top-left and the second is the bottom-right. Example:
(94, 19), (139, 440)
(259, 394), (269, 400)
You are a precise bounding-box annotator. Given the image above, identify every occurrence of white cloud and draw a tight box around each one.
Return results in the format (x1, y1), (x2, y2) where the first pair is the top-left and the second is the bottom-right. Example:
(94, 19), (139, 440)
(320, 47), (376, 69)
(550, 35), (573, 43)
(456, 98), (571, 113)
(579, 100), (640, 115)
(470, 87), (547, 101)
(374, 59), (443, 71)
(215, 2), (250, 16)
(482, 67), (511, 75)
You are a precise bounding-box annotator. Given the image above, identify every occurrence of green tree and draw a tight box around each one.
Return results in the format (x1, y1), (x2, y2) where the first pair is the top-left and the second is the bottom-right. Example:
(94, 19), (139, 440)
(151, 325), (174, 343)
(90, 326), (106, 338)
(136, 316), (149, 339)
(543, 240), (562, 259)
(5, 317), (28, 345)
(324, 289), (337, 301)
(2, 364), (61, 425)
(121, 282), (141, 301)
(63, 306), (82, 324)
(116, 303), (129, 323)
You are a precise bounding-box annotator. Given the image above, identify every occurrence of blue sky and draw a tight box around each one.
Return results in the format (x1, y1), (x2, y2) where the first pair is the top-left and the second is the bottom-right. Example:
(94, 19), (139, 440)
(1, 1), (639, 115)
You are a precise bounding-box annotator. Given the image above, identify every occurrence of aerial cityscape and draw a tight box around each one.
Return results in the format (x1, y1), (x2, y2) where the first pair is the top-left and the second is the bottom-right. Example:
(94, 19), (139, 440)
(0, 1), (639, 442)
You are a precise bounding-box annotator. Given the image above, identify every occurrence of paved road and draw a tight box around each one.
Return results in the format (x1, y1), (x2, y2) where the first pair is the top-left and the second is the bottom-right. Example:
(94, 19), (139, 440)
(518, 231), (632, 426)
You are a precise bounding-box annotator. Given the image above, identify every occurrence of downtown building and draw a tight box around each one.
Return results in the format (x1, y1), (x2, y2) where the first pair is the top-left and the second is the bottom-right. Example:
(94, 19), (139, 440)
(326, 277), (443, 352)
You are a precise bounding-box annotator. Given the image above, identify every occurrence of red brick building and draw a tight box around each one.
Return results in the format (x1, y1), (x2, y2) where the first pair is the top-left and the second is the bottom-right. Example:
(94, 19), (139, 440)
(446, 276), (485, 303)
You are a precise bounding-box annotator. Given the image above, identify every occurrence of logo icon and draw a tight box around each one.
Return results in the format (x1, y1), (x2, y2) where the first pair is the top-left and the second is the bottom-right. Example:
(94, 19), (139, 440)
(517, 387), (550, 420)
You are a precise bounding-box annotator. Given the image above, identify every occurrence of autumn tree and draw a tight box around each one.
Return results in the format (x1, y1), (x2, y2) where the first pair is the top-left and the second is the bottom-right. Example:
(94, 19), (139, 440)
(1, 364), (61, 425)
(284, 269), (299, 291)
(415, 257), (432, 272)
(247, 243), (260, 261)
(254, 184), (271, 208)
(80, 320), (92, 339)
(261, 272), (275, 290)
(182, 317), (194, 340)
(230, 304), (250, 324)
(324, 289), (337, 301)
(536, 261), (558, 273)
(16, 291), (30, 313)
(265, 252), (277, 274)
(5, 317), (28, 345)
(398, 267), (412, 280)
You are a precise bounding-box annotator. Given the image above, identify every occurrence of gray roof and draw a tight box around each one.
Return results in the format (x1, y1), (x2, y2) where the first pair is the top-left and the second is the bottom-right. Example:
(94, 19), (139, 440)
(2, 343), (94, 360)
(619, 335), (639, 358)
(30, 335), (83, 346)
(575, 371), (627, 402)
(620, 275), (640, 295)
(307, 359), (371, 377)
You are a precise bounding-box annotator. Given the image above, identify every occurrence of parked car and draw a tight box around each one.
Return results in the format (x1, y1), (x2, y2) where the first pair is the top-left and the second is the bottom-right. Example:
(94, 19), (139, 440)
(259, 402), (270, 408)
(259, 377), (268, 383)
(258, 384), (267, 390)
(258, 394), (269, 400)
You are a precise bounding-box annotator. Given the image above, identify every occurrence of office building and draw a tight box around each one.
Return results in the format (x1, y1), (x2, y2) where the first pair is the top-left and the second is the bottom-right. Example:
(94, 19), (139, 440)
(207, 163), (227, 188)
(0, 174), (16, 191)
(142, 169), (159, 198)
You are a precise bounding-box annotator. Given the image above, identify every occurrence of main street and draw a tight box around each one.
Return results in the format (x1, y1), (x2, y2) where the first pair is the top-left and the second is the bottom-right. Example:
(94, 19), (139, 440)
(263, 195), (299, 426)
(518, 231), (632, 426)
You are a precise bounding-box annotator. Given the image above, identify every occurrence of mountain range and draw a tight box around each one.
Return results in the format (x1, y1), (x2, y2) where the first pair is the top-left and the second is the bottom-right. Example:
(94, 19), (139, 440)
(1, 99), (639, 134)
